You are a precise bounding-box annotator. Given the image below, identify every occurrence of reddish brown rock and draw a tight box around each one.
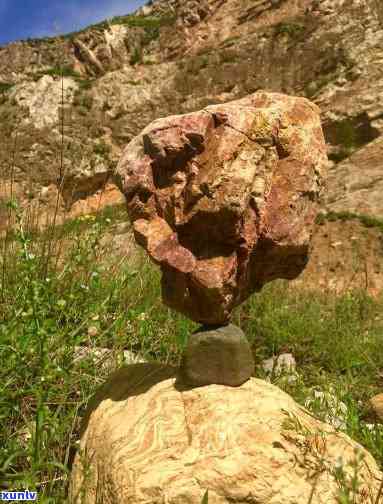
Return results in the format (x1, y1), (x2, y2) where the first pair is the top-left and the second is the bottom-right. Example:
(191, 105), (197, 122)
(115, 92), (328, 324)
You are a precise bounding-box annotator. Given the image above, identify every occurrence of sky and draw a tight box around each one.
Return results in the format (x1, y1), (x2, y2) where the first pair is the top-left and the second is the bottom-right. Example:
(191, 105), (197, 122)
(0, 0), (148, 45)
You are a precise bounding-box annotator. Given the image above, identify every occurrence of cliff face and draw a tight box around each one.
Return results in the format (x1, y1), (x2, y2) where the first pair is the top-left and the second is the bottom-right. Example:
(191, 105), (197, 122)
(0, 0), (382, 230)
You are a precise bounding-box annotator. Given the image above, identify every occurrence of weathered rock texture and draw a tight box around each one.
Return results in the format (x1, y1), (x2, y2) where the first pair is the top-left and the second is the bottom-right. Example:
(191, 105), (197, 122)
(326, 136), (383, 216)
(179, 324), (255, 386)
(369, 393), (383, 422)
(115, 92), (327, 323)
(70, 363), (383, 504)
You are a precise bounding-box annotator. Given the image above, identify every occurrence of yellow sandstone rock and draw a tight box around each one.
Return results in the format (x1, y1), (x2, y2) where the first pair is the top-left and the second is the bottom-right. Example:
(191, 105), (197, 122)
(70, 363), (382, 504)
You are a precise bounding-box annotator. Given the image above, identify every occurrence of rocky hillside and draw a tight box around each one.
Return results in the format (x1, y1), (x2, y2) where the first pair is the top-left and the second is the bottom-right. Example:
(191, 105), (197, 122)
(0, 0), (382, 230)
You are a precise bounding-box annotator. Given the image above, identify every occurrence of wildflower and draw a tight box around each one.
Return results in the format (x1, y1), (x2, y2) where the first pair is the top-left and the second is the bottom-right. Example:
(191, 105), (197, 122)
(137, 312), (148, 321)
(57, 299), (66, 308)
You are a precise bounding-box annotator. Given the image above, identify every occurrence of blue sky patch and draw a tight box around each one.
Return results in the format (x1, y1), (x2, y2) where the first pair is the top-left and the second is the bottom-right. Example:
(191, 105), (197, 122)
(0, 0), (147, 45)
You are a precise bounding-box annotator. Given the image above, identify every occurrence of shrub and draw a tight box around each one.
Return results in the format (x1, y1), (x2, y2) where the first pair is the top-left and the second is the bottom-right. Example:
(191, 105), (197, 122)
(274, 22), (306, 39)
(44, 66), (81, 78)
(77, 79), (94, 91)
(0, 82), (14, 93)
(93, 140), (111, 157)
(130, 47), (143, 65)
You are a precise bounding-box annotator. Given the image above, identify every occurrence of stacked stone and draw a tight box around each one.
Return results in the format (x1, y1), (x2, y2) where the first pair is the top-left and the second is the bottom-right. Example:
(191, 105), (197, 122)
(69, 94), (383, 504)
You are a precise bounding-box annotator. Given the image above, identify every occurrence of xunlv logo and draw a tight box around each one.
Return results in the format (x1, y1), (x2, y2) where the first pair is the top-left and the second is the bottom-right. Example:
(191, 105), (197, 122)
(0, 491), (37, 501)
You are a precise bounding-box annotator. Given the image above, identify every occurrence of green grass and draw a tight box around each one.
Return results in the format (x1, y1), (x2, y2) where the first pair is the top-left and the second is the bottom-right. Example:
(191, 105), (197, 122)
(30, 65), (82, 82)
(1, 200), (383, 501)
(43, 66), (81, 79)
(75, 79), (94, 91)
(316, 211), (383, 234)
(30, 67), (93, 94)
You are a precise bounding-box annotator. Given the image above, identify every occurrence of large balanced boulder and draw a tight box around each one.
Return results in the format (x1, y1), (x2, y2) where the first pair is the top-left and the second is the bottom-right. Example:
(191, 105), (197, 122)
(115, 92), (328, 324)
(70, 363), (382, 504)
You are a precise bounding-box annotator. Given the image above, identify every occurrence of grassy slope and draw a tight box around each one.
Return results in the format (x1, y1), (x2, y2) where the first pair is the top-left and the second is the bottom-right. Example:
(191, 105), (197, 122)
(0, 202), (383, 502)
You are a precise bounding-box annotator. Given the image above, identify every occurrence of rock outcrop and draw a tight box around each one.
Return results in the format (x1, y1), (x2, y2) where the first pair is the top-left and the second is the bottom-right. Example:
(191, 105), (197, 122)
(70, 363), (383, 504)
(326, 136), (383, 217)
(115, 92), (327, 324)
(0, 0), (382, 230)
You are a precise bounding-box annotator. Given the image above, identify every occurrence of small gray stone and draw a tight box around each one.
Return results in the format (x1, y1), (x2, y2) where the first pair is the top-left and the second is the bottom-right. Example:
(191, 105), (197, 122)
(178, 324), (255, 387)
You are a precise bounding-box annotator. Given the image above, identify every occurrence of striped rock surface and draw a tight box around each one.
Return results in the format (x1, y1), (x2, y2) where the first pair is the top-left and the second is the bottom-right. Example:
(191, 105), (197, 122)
(114, 92), (328, 325)
(70, 363), (382, 504)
